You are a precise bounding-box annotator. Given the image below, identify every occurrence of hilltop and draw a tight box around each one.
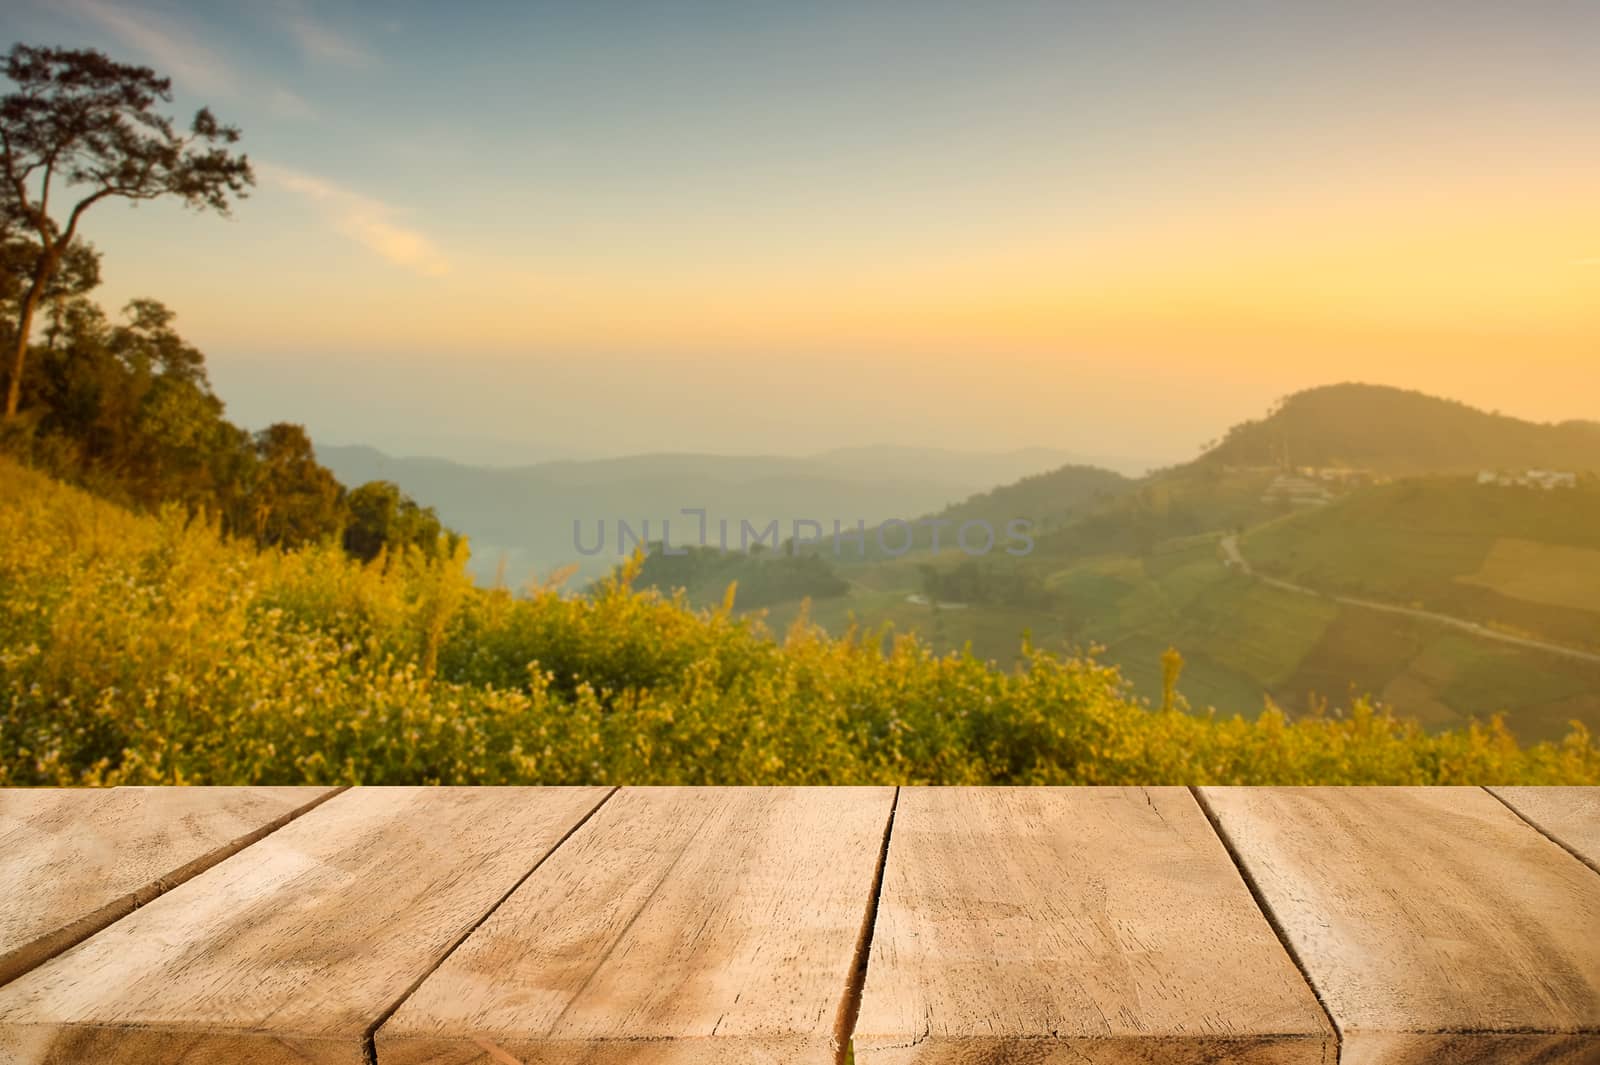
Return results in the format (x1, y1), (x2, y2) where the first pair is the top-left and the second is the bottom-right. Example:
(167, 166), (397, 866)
(1200, 383), (1600, 475)
(747, 387), (1600, 742)
(916, 463), (1132, 537)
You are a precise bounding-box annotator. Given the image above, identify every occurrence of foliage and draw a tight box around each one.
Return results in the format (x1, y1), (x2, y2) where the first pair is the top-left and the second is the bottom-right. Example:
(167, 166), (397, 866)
(0, 286), (449, 556)
(1, 43), (253, 417)
(1245, 477), (1600, 651)
(632, 544), (848, 609)
(4, 456), (1596, 787)
(1203, 382), (1600, 475)
(918, 558), (1055, 608)
(0, 41), (451, 564)
(344, 479), (459, 563)
(828, 463), (1129, 561)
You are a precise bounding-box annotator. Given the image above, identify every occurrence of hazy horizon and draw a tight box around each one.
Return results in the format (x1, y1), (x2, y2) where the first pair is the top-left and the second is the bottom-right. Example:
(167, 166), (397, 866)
(237, 365), (1586, 473)
(4, 0), (1596, 462)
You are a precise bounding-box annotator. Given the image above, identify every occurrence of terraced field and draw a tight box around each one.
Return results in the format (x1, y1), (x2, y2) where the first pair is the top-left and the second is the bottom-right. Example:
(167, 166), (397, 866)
(1246, 479), (1600, 652)
(754, 521), (1600, 742)
(1460, 538), (1600, 612)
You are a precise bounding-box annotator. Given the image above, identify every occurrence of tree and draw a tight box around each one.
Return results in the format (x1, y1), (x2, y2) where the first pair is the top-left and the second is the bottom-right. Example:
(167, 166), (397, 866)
(250, 423), (342, 548)
(343, 479), (454, 562)
(0, 44), (253, 419)
(2, 230), (100, 351)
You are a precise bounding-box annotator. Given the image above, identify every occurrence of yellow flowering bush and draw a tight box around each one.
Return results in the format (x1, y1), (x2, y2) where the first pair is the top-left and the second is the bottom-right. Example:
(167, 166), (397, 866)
(3, 457), (1596, 785)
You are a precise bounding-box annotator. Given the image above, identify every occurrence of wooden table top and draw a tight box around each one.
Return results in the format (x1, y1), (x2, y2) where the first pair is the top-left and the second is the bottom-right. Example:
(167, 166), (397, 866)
(0, 786), (1594, 1065)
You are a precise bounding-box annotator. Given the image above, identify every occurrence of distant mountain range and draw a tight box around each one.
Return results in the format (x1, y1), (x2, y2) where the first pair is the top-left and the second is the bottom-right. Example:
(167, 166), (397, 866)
(315, 443), (1114, 583)
(319, 384), (1600, 586)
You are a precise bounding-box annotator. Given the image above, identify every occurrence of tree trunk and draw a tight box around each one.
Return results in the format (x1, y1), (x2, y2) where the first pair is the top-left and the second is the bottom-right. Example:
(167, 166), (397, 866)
(4, 259), (55, 420)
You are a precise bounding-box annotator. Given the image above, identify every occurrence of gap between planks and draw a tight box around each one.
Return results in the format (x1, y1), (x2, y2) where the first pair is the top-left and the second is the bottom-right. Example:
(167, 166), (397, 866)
(1484, 787), (1600, 878)
(0, 785), (350, 992)
(1189, 785), (1345, 1062)
(44, 787), (1582, 1064)
(364, 786), (897, 1065)
(359, 785), (621, 1065)
(832, 786), (900, 1065)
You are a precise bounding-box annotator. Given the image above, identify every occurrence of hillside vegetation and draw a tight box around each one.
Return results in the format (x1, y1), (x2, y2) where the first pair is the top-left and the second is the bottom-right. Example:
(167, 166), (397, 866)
(751, 398), (1600, 742)
(3, 456), (1596, 786)
(1246, 478), (1600, 652)
(904, 463), (1132, 540)
(1203, 383), (1600, 474)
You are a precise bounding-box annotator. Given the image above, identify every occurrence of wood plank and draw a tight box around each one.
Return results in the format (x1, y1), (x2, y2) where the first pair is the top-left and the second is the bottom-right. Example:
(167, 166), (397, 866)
(0, 785), (338, 987)
(376, 785), (896, 1065)
(851, 787), (1335, 1065)
(0, 786), (611, 1065)
(1490, 786), (1600, 874)
(1199, 786), (1600, 1065)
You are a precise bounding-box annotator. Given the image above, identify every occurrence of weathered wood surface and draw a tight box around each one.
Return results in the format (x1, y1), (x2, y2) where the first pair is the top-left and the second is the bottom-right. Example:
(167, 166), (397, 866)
(852, 787), (1335, 1064)
(0, 785), (337, 988)
(1, 785), (1597, 1064)
(1490, 786), (1600, 873)
(1199, 786), (1600, 1065)
(0, 786), (611, 1065)
(376, 786), (895, 1065)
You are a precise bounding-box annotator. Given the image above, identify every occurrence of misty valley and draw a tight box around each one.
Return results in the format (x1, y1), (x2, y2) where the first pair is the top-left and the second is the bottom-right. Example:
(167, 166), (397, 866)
(317, 384), (1600, 747)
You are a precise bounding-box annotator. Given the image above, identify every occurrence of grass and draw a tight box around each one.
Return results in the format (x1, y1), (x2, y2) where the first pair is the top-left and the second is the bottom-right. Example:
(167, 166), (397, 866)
(1245, 479), (1600, 645)
(1458, 538), (1600, 612)
(1195, 582), (1340, 688)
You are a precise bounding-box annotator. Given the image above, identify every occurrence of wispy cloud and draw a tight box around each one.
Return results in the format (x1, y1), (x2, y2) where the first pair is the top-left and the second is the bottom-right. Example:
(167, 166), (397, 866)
(262, 164), (449, 277)
(266, 87), (318, 121)
(62, 0), (237, 94)
(282, 6), (374, 66)
(59, 0), (322, 122)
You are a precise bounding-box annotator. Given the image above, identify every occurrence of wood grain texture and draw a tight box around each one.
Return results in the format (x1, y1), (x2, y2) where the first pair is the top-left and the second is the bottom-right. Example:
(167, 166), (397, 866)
(1199, 786), (1600, 1065)
(0, 786), (611, 1065)
(375, 786), (896, 1065)
(0, 785), (338, 988)
(1490, 786), (1600, 874)
(851, 787), (1334, 1065)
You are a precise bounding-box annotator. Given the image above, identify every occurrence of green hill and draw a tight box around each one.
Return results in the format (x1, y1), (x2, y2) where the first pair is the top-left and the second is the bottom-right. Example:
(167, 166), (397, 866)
(917, 464), (1132, 537)
(820, 463), (1132, 562)
(1030, 466), (1281, 561)
(1243, 477), (1600, 652)
(752, 390), (1600, 743)
(1040, 528), (1600, 743)
(1202, 383), (1600, 475)
(795, 517), (1600, 743)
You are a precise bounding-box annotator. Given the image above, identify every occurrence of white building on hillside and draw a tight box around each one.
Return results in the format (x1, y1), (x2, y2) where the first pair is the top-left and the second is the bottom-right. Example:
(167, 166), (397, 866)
(1477, 469), (1578, 489)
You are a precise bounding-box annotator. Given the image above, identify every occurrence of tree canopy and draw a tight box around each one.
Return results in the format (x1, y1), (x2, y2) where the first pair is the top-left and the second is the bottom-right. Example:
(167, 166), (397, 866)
(1, 43), (253, 418)
(0, 41), (454, 562)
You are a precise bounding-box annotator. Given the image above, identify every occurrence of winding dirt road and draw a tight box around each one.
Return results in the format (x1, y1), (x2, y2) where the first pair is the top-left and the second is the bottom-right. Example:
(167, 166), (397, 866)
(1219, 534), (1600, 667)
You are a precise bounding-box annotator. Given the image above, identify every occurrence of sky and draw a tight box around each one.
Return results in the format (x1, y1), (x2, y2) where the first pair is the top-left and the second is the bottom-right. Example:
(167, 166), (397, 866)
(2, 0), (1597, 465)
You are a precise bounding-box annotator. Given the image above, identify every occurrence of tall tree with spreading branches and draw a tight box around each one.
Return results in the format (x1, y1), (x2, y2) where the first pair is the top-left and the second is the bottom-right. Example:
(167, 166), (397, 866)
(0, 43), (252, 419)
